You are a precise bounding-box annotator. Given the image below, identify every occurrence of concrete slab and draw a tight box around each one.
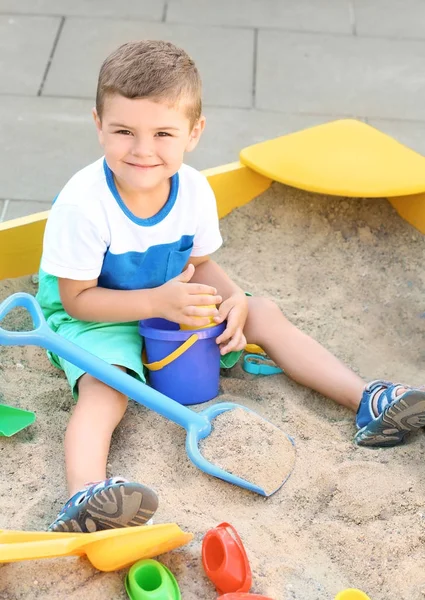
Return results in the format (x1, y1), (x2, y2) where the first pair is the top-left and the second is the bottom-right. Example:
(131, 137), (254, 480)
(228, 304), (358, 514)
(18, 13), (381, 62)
(0, 0), (164, 20)
(256, 31), (425, 120)
(167, 0), (352, 34)
(0, 96), (101, 202)
(368, 118), (425, 157)
(2, 200), (51, 222)
(0, 15), (60, 95)
(354, 0), (425, 39)
(43, 18), (254, 108)
(187, 107), (342, 170)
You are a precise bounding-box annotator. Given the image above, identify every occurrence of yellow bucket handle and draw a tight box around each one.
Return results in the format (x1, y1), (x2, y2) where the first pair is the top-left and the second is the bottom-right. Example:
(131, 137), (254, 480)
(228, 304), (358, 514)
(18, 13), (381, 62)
(143, 333), (199, 371)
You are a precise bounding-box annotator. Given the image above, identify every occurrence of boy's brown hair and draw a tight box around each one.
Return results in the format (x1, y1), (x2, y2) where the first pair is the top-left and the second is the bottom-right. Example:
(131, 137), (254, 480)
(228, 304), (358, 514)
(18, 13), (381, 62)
(96, 40), (202, 127)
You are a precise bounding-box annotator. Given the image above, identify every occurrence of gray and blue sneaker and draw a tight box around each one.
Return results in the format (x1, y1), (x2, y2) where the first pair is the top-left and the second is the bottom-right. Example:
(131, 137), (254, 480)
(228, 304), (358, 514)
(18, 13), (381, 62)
(48, 476), (158, 533)
(355, 380), (425, 447)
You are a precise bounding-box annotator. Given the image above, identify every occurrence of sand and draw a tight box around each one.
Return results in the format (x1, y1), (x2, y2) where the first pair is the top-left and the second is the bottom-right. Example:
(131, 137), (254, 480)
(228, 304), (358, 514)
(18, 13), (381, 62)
(1, 183), (425, 599)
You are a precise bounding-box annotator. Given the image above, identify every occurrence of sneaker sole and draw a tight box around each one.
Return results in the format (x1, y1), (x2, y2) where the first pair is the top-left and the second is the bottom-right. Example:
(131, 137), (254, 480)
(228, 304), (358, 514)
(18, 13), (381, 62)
(354, 390), (425, 447)
(50, 482), (158, 533)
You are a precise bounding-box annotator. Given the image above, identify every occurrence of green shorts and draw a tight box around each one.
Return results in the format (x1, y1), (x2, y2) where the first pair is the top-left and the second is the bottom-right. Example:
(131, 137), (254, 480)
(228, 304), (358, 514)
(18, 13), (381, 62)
(49, 319), (243, 400)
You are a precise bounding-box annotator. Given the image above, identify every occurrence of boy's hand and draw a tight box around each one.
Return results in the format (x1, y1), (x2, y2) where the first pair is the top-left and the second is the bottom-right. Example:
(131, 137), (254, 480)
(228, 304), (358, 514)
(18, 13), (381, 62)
(214, 291), (248, 355)
(155, 264), (222, 327)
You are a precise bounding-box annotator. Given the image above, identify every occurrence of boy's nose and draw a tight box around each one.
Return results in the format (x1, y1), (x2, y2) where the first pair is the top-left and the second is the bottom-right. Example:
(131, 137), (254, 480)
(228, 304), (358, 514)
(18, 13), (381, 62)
(131, 139), (154, 158)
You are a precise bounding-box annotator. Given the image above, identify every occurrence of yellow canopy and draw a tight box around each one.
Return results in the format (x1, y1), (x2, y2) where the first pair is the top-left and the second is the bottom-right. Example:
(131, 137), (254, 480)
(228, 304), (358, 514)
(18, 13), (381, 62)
(240, 119), (425, 198)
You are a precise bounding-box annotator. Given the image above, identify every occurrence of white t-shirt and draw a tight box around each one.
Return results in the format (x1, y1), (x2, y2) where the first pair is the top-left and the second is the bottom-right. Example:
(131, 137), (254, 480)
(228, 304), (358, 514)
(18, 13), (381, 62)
(40, 158), (222, 292)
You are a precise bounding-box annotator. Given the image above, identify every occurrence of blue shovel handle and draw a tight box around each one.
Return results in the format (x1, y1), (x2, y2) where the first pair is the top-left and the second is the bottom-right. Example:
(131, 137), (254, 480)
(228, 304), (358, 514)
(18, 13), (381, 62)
(0, 293), (209, 434)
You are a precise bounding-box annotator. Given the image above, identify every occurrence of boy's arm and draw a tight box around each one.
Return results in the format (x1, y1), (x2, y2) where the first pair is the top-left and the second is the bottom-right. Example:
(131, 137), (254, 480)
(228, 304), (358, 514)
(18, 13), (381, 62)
(59, 266), (222, 325)
(189, 257), (245, 301)
(59, 277), (158, 322)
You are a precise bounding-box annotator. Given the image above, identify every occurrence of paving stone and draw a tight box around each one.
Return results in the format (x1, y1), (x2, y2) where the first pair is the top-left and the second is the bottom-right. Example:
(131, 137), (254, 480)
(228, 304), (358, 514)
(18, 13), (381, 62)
(0, 0), (164, 20)
(368, 118), (425, 158)
(43, 18), (254, 108)
(187, 107), (343, 170)
(167, 0), (352, 34)
(0, 96), (101, 202)
(354, 0), (425, 39)
(256, 31), (425, 121)
(0, 15), (60, 95)
(3, 200), (51, 222)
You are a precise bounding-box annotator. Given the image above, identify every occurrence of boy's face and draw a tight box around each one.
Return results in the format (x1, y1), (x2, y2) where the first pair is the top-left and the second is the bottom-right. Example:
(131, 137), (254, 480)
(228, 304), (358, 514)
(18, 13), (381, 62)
(93, 94), (205, 194)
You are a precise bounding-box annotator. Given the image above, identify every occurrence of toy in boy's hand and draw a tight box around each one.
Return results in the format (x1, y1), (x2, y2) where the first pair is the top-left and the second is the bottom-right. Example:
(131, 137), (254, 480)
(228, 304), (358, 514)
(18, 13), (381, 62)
(180, 304), (217, 330)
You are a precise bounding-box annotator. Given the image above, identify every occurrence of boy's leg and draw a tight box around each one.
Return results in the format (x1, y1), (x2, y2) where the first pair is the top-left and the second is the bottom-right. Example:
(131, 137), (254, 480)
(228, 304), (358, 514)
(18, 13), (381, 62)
(243, 297), (365, 410)
(65, 370), (128, 495)
(243, 297), (425, 446)
(50, 369), (158, 532)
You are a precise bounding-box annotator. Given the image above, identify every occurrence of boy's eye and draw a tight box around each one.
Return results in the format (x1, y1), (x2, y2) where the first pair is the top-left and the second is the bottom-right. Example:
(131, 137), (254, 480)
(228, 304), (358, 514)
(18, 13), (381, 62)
(156, 131), (171, 137)
(115, 129), (132, 136)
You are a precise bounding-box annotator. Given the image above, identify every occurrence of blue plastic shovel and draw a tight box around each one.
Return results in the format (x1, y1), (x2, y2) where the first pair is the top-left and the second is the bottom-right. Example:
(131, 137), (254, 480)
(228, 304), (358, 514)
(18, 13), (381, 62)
(0, 293), (294, 497)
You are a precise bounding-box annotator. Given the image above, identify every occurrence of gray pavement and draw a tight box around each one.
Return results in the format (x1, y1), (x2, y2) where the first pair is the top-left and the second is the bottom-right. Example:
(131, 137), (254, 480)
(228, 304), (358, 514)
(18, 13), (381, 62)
(1, 1), (425, 221)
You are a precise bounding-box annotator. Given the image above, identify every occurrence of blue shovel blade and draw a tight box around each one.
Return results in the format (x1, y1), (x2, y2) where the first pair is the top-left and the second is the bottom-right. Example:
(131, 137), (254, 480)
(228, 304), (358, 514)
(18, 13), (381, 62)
(186, 402), (296, 497)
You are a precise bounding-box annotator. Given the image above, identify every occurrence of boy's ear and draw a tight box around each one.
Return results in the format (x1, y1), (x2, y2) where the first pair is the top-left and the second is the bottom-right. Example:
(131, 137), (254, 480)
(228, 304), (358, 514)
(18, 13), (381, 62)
(185, 115), (206, 152)
(92, 108), (104, 145)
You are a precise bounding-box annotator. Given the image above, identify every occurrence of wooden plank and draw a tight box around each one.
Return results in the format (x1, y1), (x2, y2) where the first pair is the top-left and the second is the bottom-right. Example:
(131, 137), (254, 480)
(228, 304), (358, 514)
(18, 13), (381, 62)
(203, 161), (272, 218)
(388, 193), (425, 235)
(0, 211), (49, 280)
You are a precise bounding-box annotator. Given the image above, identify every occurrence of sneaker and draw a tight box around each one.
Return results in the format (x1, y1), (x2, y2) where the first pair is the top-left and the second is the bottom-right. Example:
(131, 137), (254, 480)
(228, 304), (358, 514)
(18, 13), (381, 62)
(355, 380), (425, 447)
(48, 476), (158, 533)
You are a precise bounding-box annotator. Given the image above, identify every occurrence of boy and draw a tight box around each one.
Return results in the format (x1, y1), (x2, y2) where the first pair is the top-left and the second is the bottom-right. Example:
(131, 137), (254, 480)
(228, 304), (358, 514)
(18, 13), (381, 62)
(38, 40), (425, 533)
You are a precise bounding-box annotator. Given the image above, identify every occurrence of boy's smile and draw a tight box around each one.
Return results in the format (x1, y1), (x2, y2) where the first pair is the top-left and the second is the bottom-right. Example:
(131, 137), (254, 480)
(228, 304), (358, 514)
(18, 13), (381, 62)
(93, 94), (205, 207)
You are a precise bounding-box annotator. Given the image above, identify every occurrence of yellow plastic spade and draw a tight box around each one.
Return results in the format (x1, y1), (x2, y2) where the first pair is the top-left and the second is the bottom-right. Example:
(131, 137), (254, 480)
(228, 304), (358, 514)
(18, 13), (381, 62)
(240, 119), (425, 198)
(0, 524), (193, 572)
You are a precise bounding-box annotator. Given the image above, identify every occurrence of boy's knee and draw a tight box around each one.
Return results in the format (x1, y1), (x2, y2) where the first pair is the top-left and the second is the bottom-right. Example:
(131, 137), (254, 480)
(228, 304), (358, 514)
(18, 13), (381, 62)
(249, 296), (281, 317)
(77, 366), (128, 400)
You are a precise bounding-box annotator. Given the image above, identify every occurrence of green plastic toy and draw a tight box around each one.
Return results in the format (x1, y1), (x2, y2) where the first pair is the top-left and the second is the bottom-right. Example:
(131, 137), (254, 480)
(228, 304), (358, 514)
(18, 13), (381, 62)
(0, 404), (36, 437)
(125, 559), (181, 599)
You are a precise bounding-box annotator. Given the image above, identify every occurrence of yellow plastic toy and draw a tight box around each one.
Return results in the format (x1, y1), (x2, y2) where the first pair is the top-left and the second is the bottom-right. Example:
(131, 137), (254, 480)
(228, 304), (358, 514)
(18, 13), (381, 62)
(245, 343), (266, 354)
(0, 523), (193, 572)
(335, 589), (371, 600)
(180, 304), (217, 330)
(240, 119), (425, 198)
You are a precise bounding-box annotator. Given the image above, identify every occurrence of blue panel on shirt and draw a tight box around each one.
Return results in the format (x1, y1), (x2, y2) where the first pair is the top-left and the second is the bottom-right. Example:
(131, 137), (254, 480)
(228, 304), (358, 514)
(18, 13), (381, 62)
(98, 234), (194, 290)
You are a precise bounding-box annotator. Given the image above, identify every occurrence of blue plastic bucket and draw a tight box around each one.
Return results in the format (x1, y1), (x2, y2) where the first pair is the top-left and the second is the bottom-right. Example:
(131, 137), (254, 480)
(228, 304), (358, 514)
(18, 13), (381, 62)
(138, 318), (226, 405)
